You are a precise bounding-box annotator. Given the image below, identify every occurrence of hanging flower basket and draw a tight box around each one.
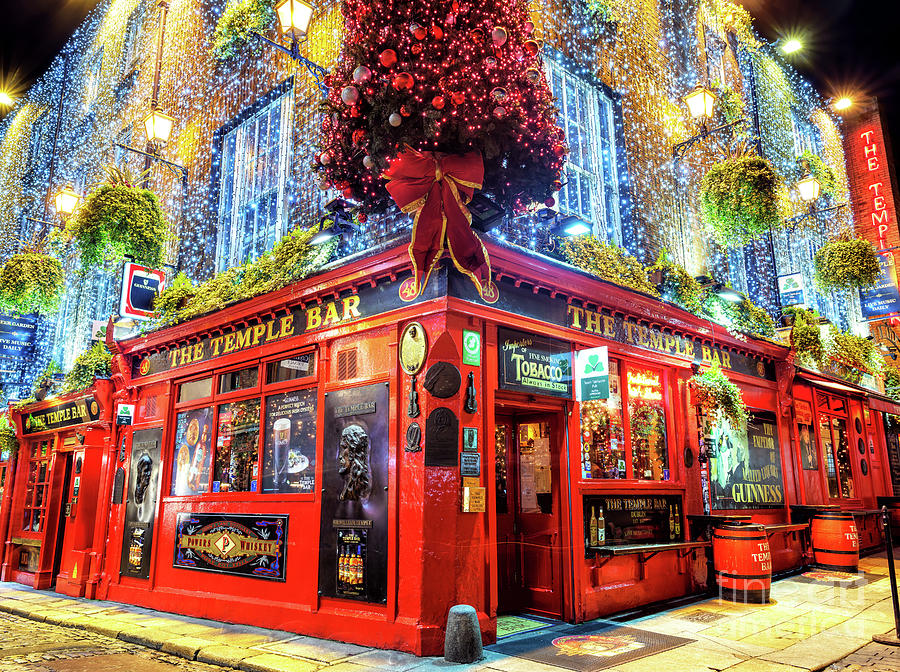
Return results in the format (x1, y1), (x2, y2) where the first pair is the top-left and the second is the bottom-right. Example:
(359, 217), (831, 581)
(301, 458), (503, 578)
(688, 362), (749, 428)
(61, 341), (113, 395)
(700, 152), (785, 246)
(0, 248), (64, 315)
(210, 0), (275, 60)
(67, 165), (171, 270)
(813, 231), (881, 292)
(798, 150), (838, 198)
(785, 307), (826, 368)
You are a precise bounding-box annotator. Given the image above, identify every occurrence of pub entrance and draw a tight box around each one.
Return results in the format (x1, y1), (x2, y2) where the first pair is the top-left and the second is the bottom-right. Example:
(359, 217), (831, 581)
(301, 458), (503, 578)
(495, 399), (567, 619)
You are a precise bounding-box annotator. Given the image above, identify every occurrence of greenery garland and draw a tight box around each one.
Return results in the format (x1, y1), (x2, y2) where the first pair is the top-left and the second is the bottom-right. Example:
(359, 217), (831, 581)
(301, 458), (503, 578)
(211, 0), (274, 60)
(826, 326), (883, 384)
(699, 151), (786, 246)
(799, 150), (837, 198)
(61, 341), (112, 395)
(813, 231), (881, 293)
(66, 165), (171, 270)
(0, 248), (64, 315)
(712, 80), (744, 124)
(689, 361), (749, 428)
(648, 250), (705, 313)
(561, 236), (660, 297)
(884, 366), (900, 403)
(785, 307), (825, 368)
(0, 414), (17, 461)
(153, 225), (337, 327)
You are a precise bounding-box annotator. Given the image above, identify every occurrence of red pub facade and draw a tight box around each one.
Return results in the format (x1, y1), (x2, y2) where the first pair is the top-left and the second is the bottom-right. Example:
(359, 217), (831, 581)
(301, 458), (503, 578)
(3, 241), (898, 655)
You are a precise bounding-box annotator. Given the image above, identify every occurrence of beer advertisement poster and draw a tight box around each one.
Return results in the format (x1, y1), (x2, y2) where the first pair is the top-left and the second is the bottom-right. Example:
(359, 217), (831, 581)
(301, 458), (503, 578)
(173, 512), (288, 581)
(710, 411), (784, 509)
(262, 388), (317, 494)
(171, 407), (214, 496)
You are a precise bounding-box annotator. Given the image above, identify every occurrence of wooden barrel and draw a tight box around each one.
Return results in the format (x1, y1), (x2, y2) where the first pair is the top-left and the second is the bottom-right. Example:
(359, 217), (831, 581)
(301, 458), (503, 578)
(712, 523), (772, 603)
(811, 512), (859, 572)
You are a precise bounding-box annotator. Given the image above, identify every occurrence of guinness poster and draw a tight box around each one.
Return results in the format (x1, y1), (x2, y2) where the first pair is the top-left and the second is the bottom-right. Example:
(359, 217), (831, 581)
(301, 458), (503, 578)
(318, 383), (389, 603)
(173, 512), (287, 581)
(120, 428), (162, 578)
(710, 411), (784, 510)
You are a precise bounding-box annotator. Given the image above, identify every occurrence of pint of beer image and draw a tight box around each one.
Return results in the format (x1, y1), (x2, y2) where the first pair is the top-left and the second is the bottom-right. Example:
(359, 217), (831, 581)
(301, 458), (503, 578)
(273, 418), (291, 488)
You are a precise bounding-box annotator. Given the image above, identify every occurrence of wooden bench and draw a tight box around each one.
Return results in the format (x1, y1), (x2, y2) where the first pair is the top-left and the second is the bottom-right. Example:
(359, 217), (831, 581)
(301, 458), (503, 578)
(586, 541), (710, 579)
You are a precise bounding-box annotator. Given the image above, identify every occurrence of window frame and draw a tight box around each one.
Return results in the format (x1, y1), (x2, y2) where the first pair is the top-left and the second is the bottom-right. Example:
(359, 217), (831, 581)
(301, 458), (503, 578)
(813, 391), (859, 502)
(20, 438), (54, 536)
(166, 346), (318, 500)
(579, 354), (676, 484)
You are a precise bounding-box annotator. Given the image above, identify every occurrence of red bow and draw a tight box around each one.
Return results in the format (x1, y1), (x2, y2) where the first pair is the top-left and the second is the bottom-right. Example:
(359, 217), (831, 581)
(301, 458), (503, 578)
(383, 149), (491, 298)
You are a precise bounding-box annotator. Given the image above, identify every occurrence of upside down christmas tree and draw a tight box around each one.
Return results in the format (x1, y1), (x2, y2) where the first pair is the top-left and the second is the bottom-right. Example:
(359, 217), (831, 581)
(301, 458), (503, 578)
(316, 0), (567, 297)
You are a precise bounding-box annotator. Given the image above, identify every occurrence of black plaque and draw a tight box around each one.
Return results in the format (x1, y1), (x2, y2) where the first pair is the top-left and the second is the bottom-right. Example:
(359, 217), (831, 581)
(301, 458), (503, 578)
(498, 328), (572, 398)
(112, 467), (126, 504)
(319, 383), (389, 603)
(423, 362), (462, 398)
(405, 423), (422, 452)
(120, 428), (162, 579)
(21, 396), (102, 434)
(583, 494), (683, 551)
(460, 453), (481, 477)
(174, 512), (287, 581)
(425, 407), (459, 467)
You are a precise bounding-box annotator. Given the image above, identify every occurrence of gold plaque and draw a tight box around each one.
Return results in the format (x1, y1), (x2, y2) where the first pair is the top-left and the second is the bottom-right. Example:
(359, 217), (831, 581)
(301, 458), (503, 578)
(462, 477), (480, 489)
(399, 322), (428, 376)
(462, 487), (486, 513)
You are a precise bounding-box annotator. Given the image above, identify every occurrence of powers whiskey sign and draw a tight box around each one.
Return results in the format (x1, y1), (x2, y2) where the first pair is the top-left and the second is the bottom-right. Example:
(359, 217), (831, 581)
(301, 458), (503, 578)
(173, 513), (287, 581)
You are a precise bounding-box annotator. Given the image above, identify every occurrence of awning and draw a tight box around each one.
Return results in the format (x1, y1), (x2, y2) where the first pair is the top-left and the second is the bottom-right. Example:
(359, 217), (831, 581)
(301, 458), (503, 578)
(869, 396), (900, 415)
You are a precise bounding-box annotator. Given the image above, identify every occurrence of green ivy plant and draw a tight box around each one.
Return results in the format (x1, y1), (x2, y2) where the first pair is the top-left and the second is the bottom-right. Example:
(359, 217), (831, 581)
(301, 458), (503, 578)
(61, 341), (112, 395)
(689, 361), (749, 428)
(799, 150), (837, 198)
(727, 298), (777, 339)
(561, 236), (660, 297)
(712, 80), (745, 124)
(211, 0), (275, 60)
(585, 0), (620, 24)
(785, 306), (826, 368)
(700, 149), (787, 246)
(152, 225), (336, 327)
(813, 230), (881, 293)
(826, 327), (883, 384)
(884, 366), (900, 402)
(0, 414), (17, 461)
(0, 245), (65, 315)
(648, 250), (705, 314)
(66, 165), (171, 270)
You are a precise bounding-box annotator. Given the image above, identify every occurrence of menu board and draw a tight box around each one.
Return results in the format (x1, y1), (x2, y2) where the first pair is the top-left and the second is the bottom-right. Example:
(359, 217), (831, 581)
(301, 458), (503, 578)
(583, 495), (682, 551)
(262, 389), (317, 494)
(710, 411), (784, 510)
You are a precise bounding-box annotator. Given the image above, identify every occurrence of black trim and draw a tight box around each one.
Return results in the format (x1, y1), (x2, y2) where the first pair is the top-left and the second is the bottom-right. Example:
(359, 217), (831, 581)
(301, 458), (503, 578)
(713, 534), (768, 542)
(813, 547), (859, 555)
(715, 571), (771, 580)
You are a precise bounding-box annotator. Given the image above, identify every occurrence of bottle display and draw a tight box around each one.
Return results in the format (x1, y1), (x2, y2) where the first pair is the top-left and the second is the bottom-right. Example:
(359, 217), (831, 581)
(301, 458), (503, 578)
(589, 506), (599, 546)
(596, 506), (606, 545)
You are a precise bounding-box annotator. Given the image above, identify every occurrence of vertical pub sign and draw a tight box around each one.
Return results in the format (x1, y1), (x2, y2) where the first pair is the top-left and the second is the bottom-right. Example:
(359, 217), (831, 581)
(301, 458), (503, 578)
(318, 383), (389, 603)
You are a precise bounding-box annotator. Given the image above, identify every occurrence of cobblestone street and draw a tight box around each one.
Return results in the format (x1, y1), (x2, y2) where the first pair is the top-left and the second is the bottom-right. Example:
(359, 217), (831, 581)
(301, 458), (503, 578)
(0, 611), (228, 672)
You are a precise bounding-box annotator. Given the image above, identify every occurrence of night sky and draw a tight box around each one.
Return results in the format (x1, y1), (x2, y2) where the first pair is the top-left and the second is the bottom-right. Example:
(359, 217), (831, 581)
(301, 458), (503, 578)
(0, 0), (898, 152)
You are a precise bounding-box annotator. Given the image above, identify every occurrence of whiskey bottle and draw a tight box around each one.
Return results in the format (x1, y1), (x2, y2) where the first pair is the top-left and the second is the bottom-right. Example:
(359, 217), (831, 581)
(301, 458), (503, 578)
(669, 505), (675, 540)
(597, 506), (606, 545)
(674, 504), (681, 538)
(339, 547), (346, 584)
(354, 546), (363, 585)
(589, 506), (599, 547)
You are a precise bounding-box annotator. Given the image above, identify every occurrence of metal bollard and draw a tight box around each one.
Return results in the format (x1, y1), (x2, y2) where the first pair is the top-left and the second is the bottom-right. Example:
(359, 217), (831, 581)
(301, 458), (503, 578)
(873, 506), (900, 646)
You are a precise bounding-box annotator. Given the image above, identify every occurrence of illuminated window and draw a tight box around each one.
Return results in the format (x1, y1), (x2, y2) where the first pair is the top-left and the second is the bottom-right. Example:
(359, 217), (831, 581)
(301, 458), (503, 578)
(545, 58), (623, 245)
(22, 440), (52, 534)
(215, 88), (294, 271)
(580, 360), (626, 478)
(627, 367), (669, 480)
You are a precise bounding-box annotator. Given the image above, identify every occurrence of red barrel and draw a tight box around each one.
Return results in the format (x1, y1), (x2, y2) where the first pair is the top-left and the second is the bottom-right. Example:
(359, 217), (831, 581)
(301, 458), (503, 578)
(712, 523), (772, 603)
(811, 512), (859, 572)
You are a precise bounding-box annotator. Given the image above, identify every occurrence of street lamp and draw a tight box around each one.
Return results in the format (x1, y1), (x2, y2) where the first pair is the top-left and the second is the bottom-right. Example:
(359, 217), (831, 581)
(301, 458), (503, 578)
(276, 0), (314, 40)
(54, 184), (81, 216)
(781, 38), (803, 54)
(834, 98), (853, 111)
(553, 214), (592, 237)
(683, 85), (716, 124)
(253, 0), (328, 95)
(796, 173), (821, 203)
(143, 109), (175, 145)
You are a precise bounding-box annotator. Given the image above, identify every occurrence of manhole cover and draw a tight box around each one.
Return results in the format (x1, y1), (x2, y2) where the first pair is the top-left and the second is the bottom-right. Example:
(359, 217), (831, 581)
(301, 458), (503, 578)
(676, 610), (727, 624)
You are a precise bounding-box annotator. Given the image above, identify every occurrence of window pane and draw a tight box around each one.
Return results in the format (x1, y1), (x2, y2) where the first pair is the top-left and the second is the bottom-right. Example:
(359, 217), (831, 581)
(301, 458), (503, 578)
(580, 360), (626, 478)
(213, 399), (260, 493)
(518, 421), (552, 514)
(219, 366), (259, 394)
(171, 407), (214, 496)
(495, 424), (508, 514)
(262, 388), (318, 494)
(820, 417), (838, 498)
(178, 377), (212, 403)
(627, 367), (669, 480)
(832, 418), (855, 498)
(266, 353), (315, 383)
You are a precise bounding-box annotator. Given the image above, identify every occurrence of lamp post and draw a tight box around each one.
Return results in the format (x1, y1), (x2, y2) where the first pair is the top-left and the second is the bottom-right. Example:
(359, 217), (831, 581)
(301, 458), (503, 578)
(254, 0), (328, 95)
(785, 172), (848, 226)
(54, 184), (81, 216)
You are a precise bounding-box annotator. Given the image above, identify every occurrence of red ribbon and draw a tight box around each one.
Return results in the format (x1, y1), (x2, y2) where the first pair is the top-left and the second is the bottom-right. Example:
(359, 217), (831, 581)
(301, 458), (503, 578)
(383, 149), (491, 298)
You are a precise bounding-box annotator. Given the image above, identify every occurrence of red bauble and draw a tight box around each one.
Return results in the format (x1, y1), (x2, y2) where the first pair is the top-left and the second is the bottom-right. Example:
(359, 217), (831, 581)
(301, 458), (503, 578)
(451, 91), (465, 105)
(469, 28), (484, 42)
(392, 72), (414, 90)
(523, 40), (539, 56)
(343, 187), (354, 199)
(414, 27), (427, 40)
(431, 25), (443, 39)
(544, 197), (555, 207)
(400, 105), (411, 117)
(432, 95), (446, 110)
(411, 43), (422, 54)
(357, 213), (368, 223)
(553, 144), (566, 157)
(379, 49), (398, 67)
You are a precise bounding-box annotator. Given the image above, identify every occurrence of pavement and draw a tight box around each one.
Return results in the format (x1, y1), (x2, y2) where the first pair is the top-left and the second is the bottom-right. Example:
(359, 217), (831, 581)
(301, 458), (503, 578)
(0, 553), (898, 672)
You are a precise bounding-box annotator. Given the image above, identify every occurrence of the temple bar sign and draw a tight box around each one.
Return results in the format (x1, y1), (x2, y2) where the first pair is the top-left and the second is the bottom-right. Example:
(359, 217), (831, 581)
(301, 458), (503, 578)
(22, 396), (102, 435)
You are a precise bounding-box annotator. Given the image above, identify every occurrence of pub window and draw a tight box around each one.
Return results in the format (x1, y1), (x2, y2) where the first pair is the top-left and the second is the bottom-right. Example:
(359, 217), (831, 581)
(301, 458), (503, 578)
(815, 392), (855, 499)
(22, 439), (52, 533)
(215, 88), (294, 272)
(580, 360), (671, 481)
(545, 57), (623, 245)
(170, 350), (317, 497)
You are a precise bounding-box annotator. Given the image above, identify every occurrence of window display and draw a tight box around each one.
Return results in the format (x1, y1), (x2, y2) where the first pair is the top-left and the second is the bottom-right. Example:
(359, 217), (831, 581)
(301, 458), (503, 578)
(171, 408), (214, 496)
(213, 399), (260, 492)
(627, 367), (669, 481)
(580, 360), (625, 478)
(710, 411), (784, 509)
(262, 389), (317, 494)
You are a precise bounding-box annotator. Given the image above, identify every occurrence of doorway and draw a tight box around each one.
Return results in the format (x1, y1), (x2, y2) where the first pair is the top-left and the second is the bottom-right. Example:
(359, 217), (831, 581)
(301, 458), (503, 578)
(495, 409), (565, 619)
(51, 452), (73, 588)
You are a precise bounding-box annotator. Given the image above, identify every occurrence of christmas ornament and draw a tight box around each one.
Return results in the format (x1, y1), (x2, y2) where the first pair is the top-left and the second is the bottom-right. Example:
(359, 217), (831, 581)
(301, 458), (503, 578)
(525, 67), (541, 83)
(523, 40), (539, 56)
(544, 197), (555, 207)
(432, 95), (446, 110)
(469, 28), (484, 42)
(352, 65), (372, 84)
(319, 151), (331, 165)
(341, 86), (360, 105)
(363, 155), (375, 169)
(357, 213), (368, 223)
(491, 26), (508, 46)
(524, 20), (534, 33)
(492, 106), (507, 119)
(491, 87), (508, 102)
(379, 49), (398, 67)
(392, 72), (415, 91)
(400, 105), (411, 117)
(414, 26), (427, 40)
(451, 91), (465, 105)
(431, 25), (443, 39)
(411, 44), (422, 54)
(383, 149), (491, 299)
(389, 113), (402, 126)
